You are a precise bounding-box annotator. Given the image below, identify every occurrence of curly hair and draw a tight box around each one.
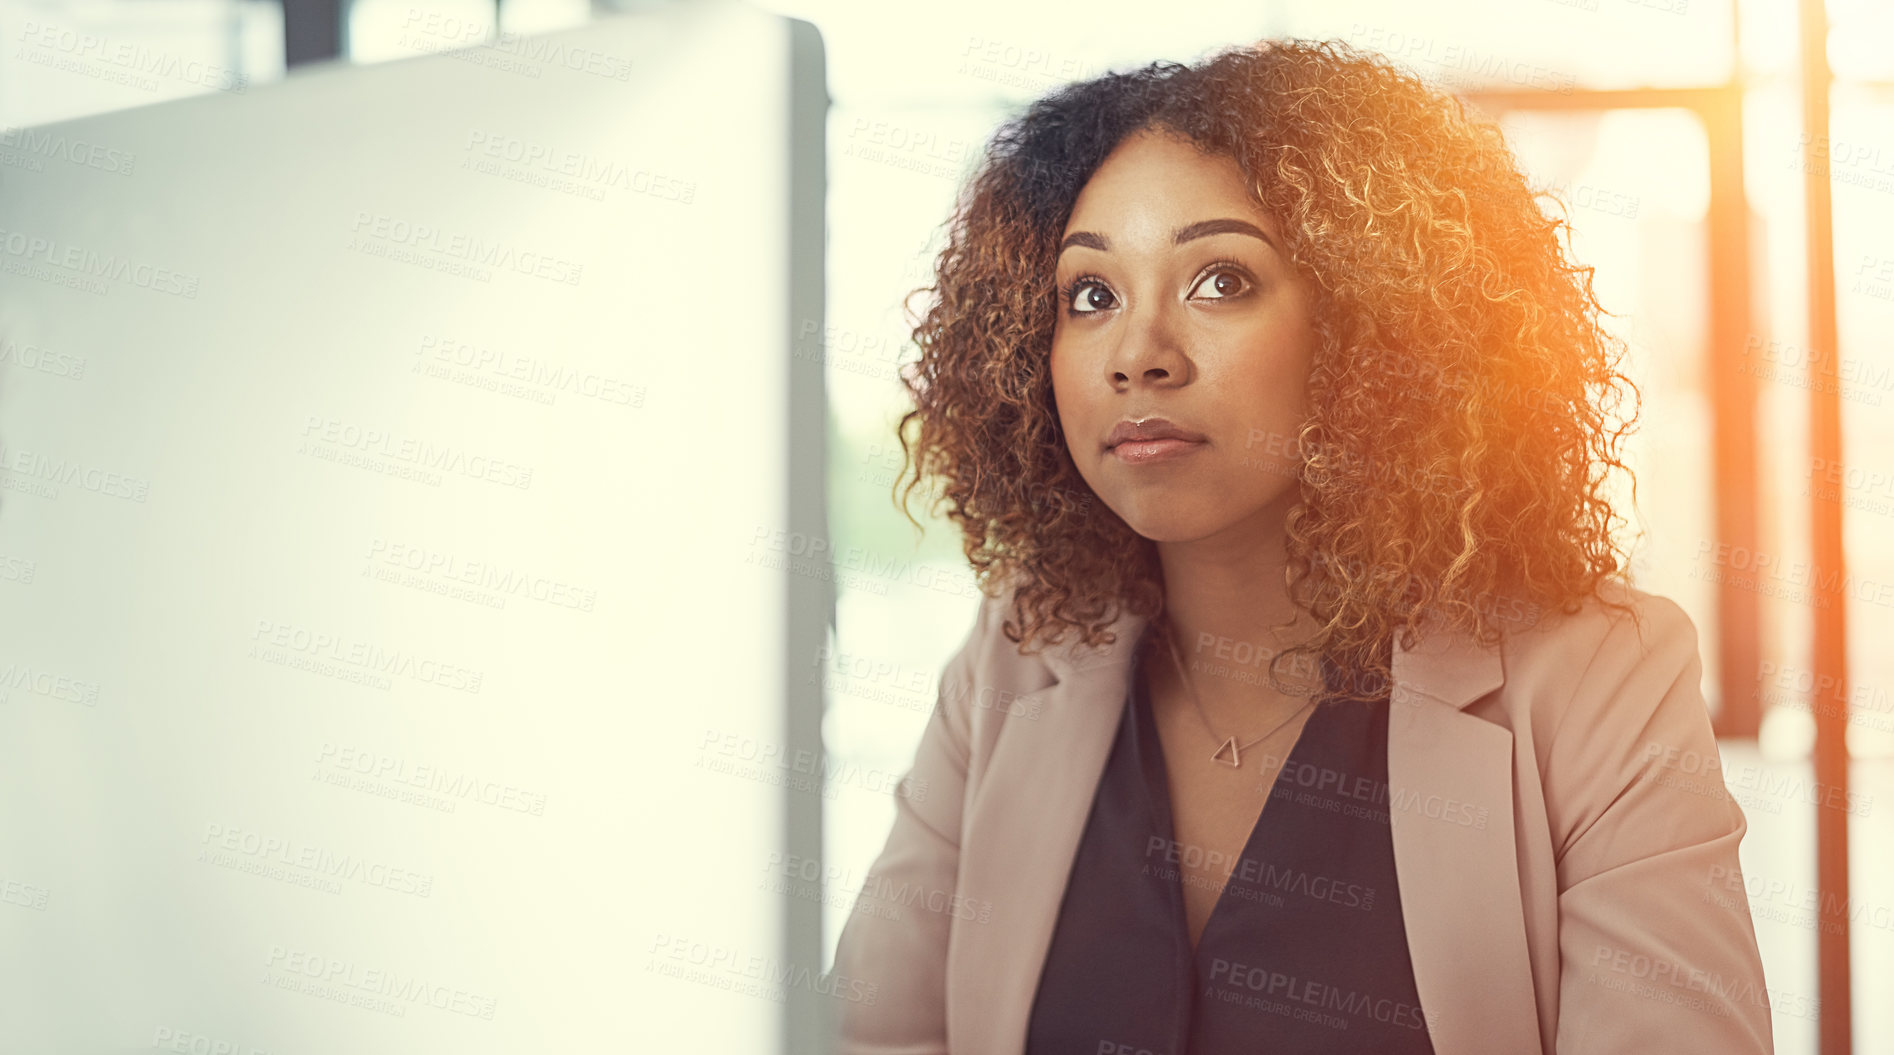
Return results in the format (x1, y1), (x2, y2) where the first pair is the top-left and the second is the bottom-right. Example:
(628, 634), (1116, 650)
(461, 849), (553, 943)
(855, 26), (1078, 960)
(892, 37), (1643, 697)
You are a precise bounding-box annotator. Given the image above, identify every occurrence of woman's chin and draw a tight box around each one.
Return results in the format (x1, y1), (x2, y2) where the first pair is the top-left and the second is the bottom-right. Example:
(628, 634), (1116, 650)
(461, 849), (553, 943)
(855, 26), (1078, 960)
(1114, 507), (1220, 544)
(1105, 487), (1296, 546)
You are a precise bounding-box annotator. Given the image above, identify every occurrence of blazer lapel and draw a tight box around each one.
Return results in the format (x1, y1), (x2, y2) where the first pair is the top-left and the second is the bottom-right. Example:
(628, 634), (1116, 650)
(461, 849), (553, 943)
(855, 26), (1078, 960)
(948, 605), (1542, 1055)
(1386, 624), (1543, 1055)
(948, 611), (1149, 1055)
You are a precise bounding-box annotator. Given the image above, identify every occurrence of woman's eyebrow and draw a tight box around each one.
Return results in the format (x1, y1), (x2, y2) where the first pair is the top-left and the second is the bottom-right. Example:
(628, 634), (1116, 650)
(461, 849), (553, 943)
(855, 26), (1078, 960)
(1057, 217), (1281, 259)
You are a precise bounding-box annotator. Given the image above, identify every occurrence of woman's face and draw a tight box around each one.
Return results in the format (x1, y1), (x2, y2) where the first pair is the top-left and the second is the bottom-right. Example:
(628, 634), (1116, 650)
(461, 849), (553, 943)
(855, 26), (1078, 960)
(1050, 128), (1319, 545)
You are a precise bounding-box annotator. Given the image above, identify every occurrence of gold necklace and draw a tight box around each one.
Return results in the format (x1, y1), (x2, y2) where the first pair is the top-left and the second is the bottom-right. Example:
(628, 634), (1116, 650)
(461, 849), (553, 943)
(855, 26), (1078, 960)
(1161, 624), (1317, 769)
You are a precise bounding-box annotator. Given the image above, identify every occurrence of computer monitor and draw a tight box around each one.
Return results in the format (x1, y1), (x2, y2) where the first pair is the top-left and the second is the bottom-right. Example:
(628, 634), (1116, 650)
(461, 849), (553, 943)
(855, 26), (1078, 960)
(0, 2), (831, 1049)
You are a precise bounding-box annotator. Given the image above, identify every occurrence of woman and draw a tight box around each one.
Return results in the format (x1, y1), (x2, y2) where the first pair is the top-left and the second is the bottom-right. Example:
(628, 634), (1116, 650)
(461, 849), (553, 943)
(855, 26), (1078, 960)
(829, 39), (1774, 1055)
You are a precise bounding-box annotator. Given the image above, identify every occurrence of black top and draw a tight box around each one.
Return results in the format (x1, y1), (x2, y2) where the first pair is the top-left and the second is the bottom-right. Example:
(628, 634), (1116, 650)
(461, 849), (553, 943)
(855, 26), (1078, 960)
(1025, 626), (1436, 1055)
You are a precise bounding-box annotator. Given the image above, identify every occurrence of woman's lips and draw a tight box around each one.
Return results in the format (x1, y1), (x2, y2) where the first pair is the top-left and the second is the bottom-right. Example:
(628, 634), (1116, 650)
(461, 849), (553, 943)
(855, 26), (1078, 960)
(1109, 438), (1206, 464)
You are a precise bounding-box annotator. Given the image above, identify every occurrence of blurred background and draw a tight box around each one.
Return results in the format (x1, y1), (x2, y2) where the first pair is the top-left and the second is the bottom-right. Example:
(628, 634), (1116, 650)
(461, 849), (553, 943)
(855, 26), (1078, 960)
(4, 0), (1889, 1051)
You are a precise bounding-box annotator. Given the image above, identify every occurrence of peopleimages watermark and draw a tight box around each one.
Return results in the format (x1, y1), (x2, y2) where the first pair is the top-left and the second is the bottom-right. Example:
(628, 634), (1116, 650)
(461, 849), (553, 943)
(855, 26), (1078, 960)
(414, 332), (645, 408)
(0, 554), (35, 586)
(0, 438), (149, 502)
(0, 337), (87, 379)
(956, 34), (1102, 90)
(1095, 1041), (1169, 1055)
(1755, 660), (1894, 728)
(298, 415), (534, 490)
(1691, 538), (1894, 610)
(1303, 549), (1543, 632)
(765, 852), (996, 925)
(261, 943), (497, 1020)
(839, 117), (972, 182)
(14, 19), (247, 92)
(1145, 835), (1377, 912)
(1704, 863), (1894, 937)
(649, 932), (879, 1006)
(696, 727), (921, 802)
(1792, 134), (1894, 196)
(1640, 741), (1873, 816)
(461, 130), (695, 204)
(0, 226), (199, 297)
(0, 124), (135, 175)
(1252, 750), (1492, 830)
(1739, 334), (1892, 406)
(1586, 943), (1816, 1020)
(1180, 626), (1326, 683)
(1206, 958), (1434, 1032)
(1241, 426), (1465, 503)
(1345, 24), (1576, 93)
(201, 822), (433, 897)
(744, 525), (982, 601)
(365, 536), (597, 612)
(397, 7), (635, 82)
(315, 742), (547, 817)
(813, 642), (1047, 720)
(0, 657), (100, 707)
(151, 1024), (270, 1054)
(346, 211), (584, 287)
(1, 874), (49, 911)
(249, 618), (485, 694)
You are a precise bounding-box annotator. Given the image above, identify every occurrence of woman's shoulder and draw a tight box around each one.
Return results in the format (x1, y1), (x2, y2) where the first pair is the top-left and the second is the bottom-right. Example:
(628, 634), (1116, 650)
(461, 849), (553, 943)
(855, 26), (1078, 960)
(1497, 577), (1701, 690)
(1491, 578), (1714, 776)
(1492, 581), (1748, 889)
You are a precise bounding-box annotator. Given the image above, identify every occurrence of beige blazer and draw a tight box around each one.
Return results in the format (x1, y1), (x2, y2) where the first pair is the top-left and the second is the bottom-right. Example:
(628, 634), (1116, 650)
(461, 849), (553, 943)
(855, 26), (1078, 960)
(828, 579), (1776, 1054)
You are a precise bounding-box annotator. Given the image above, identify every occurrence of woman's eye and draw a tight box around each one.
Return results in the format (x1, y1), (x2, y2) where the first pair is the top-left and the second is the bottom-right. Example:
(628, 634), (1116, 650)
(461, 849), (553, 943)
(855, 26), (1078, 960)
(1192, 267), (1249, 300)
(1069, 281), (1114, 314)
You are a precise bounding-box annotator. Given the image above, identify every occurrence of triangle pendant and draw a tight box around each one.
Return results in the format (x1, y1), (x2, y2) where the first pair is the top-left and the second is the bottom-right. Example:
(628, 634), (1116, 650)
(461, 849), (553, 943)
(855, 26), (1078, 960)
(1211, 736), (1242, 767)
